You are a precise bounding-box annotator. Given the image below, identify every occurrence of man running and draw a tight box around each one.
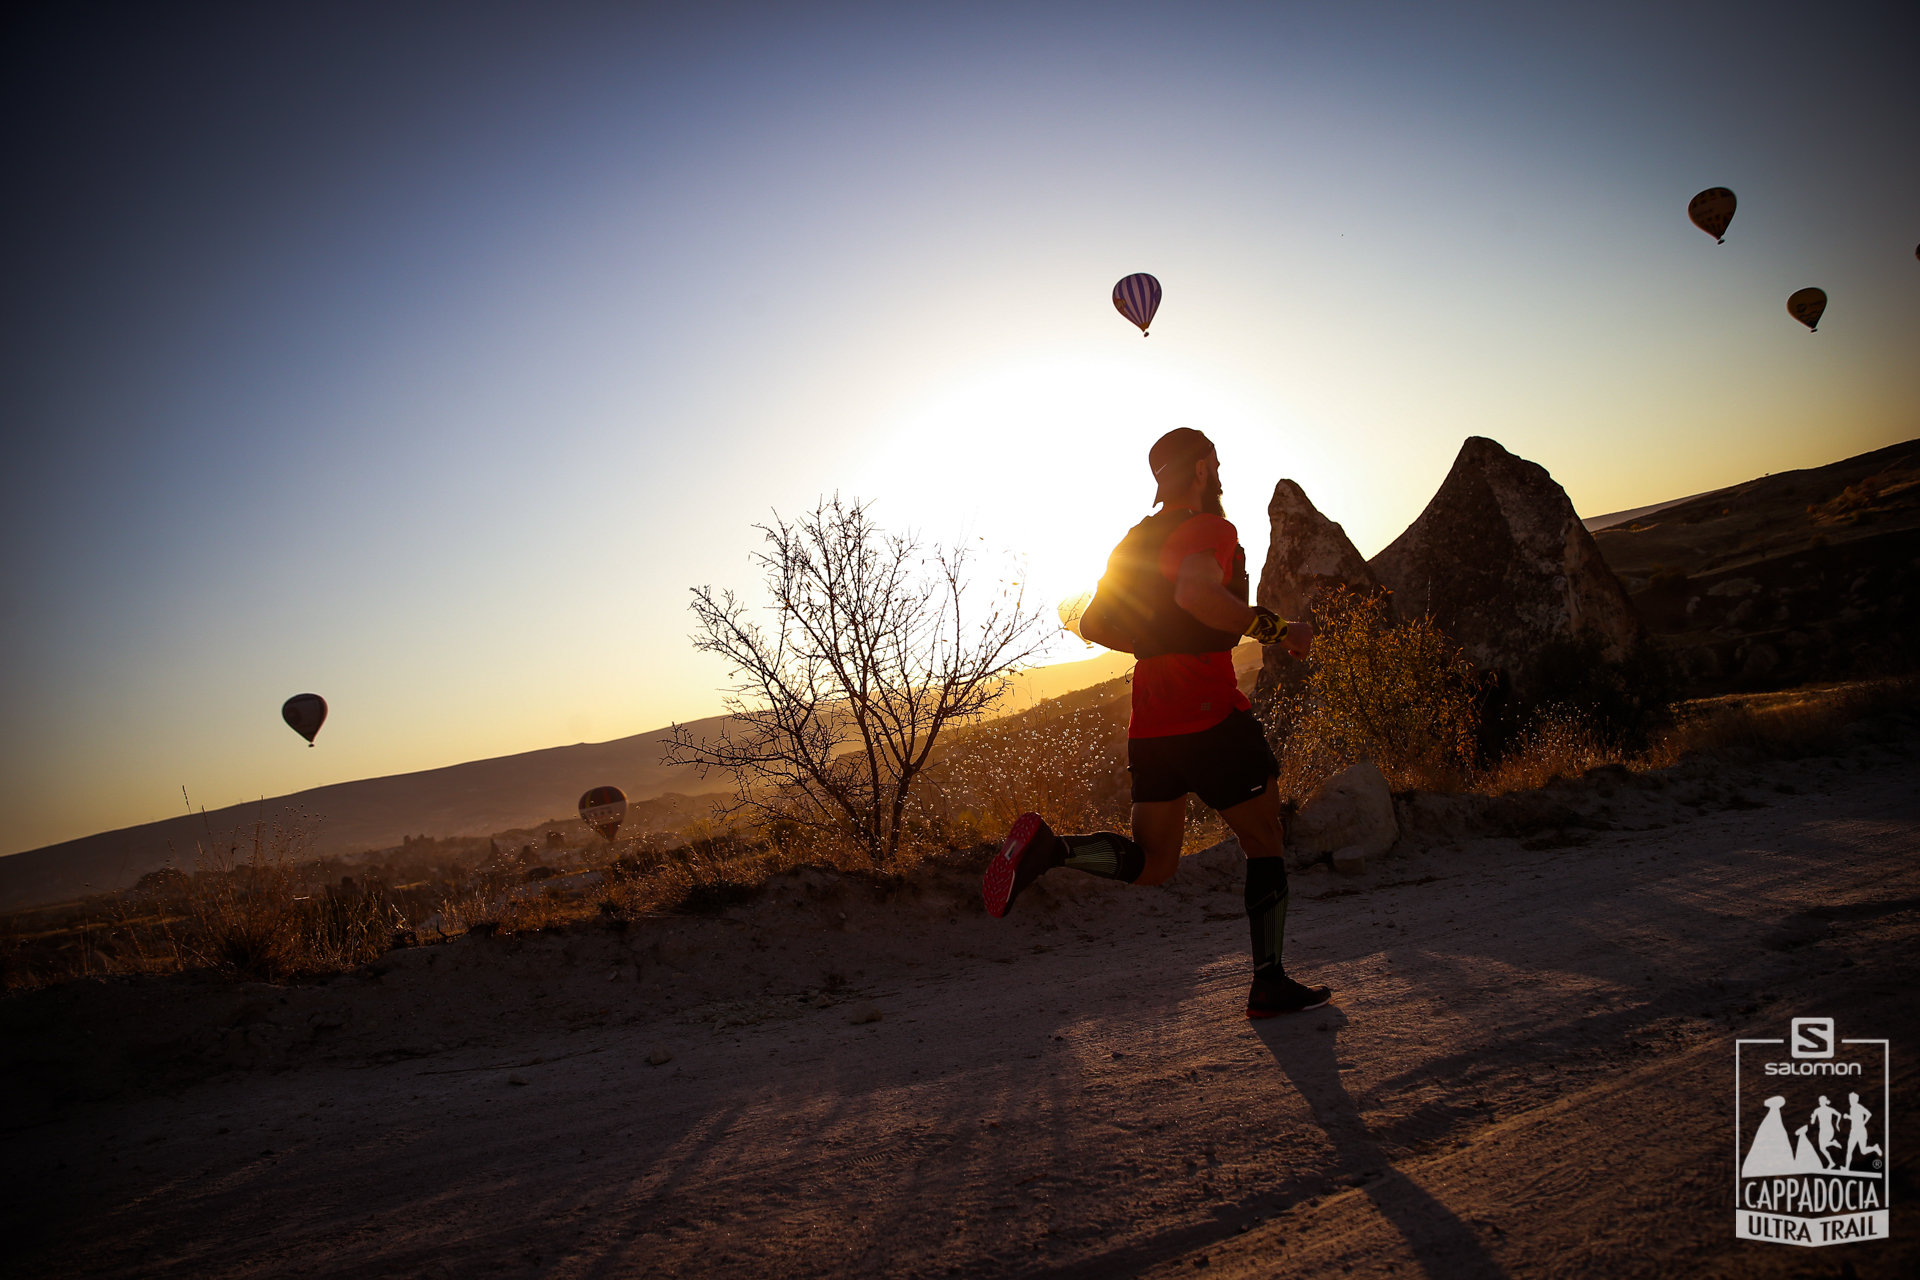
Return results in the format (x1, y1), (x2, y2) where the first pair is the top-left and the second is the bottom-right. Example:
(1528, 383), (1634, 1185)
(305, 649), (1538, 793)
(1844, 1092), (1883, 1170)
(981, 428), (1330, 1017)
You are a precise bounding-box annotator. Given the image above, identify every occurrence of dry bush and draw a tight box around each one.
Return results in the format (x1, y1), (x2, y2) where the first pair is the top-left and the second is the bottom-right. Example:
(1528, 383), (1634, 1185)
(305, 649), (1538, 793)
(1272, 587), (1481, 799)
(666, 496), (1047, 868)
(920, 682), (1131, 845)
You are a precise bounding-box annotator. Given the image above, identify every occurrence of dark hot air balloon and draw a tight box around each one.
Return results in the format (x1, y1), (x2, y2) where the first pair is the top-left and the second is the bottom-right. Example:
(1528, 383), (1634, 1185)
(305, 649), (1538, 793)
(579, 786), (628, 842)
(282, 693), (327, 745)
(1112, 273), (1162, 335)
(1688, 188), (1737, 243)
(1786, 287), (1827, 332)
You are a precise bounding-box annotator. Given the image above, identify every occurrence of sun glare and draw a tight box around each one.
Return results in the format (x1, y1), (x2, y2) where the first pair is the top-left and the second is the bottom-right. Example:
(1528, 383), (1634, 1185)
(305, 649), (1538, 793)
(848, 352), (1323, 657)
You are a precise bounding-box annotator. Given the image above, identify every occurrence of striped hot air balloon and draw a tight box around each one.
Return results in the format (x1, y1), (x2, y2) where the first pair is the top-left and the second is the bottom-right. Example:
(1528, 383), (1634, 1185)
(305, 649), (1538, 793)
(1112, 273), (1162, 335)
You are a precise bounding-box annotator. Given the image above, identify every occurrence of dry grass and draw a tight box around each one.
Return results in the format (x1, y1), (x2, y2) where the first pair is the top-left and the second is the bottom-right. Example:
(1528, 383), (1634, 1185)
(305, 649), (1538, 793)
(1476, 675), (1917, 795)
(1476, 719), (1617, 794)
(922, 681), (1131, 840)
(0, 815), (406, 988)
(1648, 676), (1917, 764)
(5, 671), (1910, 992)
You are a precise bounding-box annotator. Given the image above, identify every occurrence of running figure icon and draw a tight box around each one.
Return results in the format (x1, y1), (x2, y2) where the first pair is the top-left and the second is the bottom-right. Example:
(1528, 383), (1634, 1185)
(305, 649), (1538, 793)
(1810, 1095), (1842, 1170)
(1843, 1092), (1883, 1171)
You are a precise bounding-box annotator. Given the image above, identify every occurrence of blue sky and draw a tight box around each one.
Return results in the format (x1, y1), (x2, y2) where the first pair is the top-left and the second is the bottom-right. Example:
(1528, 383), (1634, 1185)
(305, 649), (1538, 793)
(3, 1), (1914, 853)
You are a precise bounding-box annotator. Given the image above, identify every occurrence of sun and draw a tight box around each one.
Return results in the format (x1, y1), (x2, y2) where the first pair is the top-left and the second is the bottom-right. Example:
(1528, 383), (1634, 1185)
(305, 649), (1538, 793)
(849, 350), (1309, 657)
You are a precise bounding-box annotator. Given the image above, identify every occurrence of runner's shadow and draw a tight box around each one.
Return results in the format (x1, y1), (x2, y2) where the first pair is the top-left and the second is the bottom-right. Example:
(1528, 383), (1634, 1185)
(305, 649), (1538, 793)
(1252, 1009), (1508, 1280)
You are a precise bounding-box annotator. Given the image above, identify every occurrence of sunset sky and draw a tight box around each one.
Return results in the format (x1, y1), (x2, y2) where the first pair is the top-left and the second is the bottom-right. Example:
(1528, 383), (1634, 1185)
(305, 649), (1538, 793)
(4, 2), (1915, 854)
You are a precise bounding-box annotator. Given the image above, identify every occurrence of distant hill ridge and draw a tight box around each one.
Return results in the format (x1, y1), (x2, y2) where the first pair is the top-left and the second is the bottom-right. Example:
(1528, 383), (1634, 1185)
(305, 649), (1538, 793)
(0, 649), (1133, 911)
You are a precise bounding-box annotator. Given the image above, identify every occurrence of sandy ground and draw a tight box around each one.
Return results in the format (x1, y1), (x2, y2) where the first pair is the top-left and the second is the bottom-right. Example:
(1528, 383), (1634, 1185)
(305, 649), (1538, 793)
(4, 739), (1917, 1280)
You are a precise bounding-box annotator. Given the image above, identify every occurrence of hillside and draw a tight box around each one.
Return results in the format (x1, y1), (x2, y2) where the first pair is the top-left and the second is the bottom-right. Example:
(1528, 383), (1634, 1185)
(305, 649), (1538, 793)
(0, 648), (1148, 911)
(1592, 438), (1919, 691)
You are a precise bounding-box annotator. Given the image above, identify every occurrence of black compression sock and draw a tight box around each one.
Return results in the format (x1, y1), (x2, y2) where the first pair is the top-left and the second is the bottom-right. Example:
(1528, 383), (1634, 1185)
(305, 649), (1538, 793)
(1244, 855), (1290, 978)
(1058, 832), (1146, 883)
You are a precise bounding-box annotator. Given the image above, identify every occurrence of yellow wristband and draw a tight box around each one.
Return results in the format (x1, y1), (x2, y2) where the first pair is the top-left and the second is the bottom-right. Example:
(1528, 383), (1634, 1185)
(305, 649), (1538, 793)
(1245, 608), (1289, 645)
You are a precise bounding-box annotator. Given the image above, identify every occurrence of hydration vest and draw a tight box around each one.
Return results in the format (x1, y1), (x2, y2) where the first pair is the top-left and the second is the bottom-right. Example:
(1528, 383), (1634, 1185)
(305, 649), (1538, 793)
(1096, 509), (1248, 659)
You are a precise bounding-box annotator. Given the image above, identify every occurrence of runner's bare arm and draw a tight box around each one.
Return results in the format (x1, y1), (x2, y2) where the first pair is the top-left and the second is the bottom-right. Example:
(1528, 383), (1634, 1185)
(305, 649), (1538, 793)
(1173, 551), (1256, 631)
(1174, 553), (1314, 658)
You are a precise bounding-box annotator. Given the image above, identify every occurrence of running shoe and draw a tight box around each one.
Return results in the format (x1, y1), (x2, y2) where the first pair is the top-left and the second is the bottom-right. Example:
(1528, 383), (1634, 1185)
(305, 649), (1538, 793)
(1245, 972), (1333, 1018)
(982, 812), (1064, 918)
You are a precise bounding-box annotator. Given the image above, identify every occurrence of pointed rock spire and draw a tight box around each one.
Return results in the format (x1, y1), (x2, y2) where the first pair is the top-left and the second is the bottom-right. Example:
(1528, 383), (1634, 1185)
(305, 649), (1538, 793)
(1257, 479), (1381, 622)
(1253, 479), (1383, 708)
(1366, 437), (1643, 696)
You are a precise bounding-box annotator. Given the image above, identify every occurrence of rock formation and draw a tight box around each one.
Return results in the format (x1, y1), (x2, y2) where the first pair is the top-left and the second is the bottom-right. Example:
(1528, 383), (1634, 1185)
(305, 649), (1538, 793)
(1366, 437), (1643, 697)
(1287, 760), (1398, 873)
(1252, 479), (1383, 709)
(1256, 479), (1381, 622)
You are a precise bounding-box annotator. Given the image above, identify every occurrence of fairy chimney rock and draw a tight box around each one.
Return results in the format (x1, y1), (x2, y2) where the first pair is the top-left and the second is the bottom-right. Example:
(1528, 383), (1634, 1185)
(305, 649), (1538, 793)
(1366, 437), (1642, 695)
(1254, 479), (1382, 706)
(1256, 479), (1380, 622)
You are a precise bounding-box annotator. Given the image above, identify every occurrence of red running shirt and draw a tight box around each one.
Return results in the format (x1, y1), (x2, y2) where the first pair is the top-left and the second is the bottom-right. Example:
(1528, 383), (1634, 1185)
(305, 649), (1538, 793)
(1129, 512), (1248, 738)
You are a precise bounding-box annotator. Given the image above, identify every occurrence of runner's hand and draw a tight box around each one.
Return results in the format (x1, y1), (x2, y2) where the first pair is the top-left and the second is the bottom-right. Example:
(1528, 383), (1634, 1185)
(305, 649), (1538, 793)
(1243, 606), (1289, 646)
(1282, 618), (1314, 660)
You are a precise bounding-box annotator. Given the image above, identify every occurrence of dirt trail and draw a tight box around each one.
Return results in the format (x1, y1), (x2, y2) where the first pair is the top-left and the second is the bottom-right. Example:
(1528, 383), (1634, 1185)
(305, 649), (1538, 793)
(4, 746), (1917, 1279)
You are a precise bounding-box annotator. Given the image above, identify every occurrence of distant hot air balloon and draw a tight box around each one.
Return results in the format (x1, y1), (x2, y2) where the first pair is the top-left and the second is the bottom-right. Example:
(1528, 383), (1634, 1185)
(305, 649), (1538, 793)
(282, 693), (327, 746)
(1688, 187), (1737, 243)
(578, 786), (628, 842)
(1786, 287), (1827, 332)
(1058, 589), (1094, 640)
(1112, 273), (1162, 335)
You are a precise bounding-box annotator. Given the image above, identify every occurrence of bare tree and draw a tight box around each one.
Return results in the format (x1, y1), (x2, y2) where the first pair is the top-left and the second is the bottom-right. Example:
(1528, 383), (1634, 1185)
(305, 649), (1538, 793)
(664, 496), (1048, 868)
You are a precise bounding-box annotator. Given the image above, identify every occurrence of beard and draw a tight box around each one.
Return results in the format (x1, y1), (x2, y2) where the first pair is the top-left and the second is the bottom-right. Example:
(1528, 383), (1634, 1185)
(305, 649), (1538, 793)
(1200, 477), (1226, 518)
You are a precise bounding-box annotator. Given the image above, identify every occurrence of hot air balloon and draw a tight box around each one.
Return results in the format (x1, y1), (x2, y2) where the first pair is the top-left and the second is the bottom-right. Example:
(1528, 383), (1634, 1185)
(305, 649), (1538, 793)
(282, 693), (327, 745)
(1112, 273), (1162, 335)
(1688, 187), (1737, 243)
(578, 786), (628, 842)
(1787, 287), (1827, 332)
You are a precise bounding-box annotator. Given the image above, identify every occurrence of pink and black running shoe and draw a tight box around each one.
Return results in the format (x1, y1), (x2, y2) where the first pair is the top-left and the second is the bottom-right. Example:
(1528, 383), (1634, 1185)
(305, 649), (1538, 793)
(982, 812), (1063, 918)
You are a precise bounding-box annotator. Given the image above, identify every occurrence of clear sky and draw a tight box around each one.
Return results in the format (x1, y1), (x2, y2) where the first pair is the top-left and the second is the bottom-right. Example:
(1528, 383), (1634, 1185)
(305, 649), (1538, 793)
(3, 2), (1915, 855)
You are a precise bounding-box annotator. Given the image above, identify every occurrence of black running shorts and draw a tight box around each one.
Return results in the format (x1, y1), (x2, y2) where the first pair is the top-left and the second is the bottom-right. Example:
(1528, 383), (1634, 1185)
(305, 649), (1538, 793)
(1127, 708), (1279, 811)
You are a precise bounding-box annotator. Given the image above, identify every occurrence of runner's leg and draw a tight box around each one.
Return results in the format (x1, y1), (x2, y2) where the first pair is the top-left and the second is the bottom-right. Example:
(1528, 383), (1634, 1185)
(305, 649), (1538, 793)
(1129, 798), (1186, 885)
(1220, 780), (1331, 1014)
(1218, 782), (1288, 975)
(983, 813), (1155, 916)
(1056, 830), (1148, 883)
